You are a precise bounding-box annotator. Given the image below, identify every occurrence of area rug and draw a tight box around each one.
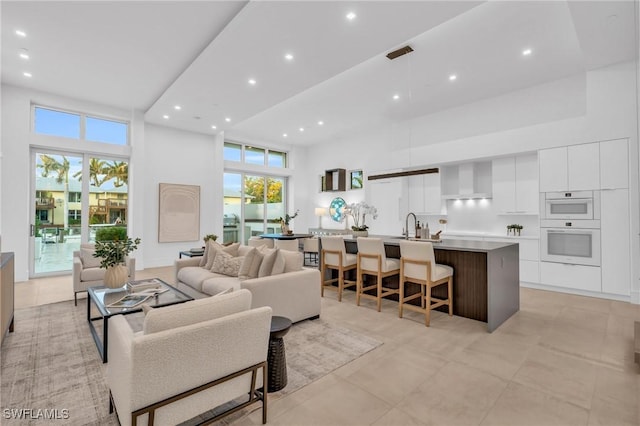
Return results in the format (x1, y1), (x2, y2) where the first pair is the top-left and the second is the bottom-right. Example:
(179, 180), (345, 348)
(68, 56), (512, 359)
(0, 301), (381, 425)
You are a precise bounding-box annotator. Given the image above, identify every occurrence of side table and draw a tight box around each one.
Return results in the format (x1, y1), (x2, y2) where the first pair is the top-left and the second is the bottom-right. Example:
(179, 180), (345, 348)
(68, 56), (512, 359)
(268, 316), (292, 392)
(179, 250), (204, 259)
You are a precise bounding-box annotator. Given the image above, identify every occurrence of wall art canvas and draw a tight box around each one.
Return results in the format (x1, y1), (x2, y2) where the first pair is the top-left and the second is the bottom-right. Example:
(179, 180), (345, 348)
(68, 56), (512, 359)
(158, 183), (200, 242)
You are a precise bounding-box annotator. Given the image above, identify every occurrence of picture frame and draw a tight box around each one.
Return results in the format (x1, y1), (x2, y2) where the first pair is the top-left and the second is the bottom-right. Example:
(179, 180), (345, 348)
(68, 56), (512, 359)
(158, 183), (200, 242)
(349, 170), (363, 190)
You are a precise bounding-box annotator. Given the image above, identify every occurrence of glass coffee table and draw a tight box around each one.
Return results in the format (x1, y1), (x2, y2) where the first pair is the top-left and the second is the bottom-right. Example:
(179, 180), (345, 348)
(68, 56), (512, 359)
(87, 278), (193, 363)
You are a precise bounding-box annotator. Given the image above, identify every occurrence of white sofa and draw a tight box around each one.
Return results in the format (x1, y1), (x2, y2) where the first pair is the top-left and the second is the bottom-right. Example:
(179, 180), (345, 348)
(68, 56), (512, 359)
(73, 243), (135, 305)
(106, 289), (271, 426)
(174, 242), (321, 323)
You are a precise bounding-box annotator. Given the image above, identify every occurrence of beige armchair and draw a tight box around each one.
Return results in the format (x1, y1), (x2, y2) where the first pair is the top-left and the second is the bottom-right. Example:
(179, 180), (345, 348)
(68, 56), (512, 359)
(107, 289), (271, 426)
(72, 243), (135, 305)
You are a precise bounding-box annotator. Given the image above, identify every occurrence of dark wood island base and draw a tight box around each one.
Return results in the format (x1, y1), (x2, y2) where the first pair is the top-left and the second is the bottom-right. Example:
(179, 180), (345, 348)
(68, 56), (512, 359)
(338, 237), (520, 332)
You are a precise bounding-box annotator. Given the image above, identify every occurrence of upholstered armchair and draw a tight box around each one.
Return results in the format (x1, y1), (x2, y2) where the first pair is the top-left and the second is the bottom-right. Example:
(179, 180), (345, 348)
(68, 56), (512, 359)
(72, 243), (135, 305)
(106, 289), (271, 426)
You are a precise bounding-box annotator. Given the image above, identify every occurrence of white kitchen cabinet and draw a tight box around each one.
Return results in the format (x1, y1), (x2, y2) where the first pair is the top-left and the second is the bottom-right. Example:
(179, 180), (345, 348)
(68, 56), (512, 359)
(600, 189), (630, 296)
(407, 175), (424, 214)
(492, 154), (538, 214)
(368, 178), (403, 235)
(539, 147), (568, 192)
(567, 143), (599, 190)
(600, 139), (628, 189)
(520, 260), (539, 283)
(482, 236), (539, 284)
(539, 143), (600, 192)
(540, 262), (601, 292)
(423, 172), (443, 214)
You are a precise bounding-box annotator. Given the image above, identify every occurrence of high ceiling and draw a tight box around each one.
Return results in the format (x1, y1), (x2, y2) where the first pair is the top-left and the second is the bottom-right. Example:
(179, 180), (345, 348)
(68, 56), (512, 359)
(2, 1), (637, 147)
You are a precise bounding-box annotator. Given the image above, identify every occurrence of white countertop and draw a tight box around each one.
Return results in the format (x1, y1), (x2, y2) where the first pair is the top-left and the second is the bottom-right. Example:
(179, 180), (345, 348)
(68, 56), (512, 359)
(441, 230), (539, 240)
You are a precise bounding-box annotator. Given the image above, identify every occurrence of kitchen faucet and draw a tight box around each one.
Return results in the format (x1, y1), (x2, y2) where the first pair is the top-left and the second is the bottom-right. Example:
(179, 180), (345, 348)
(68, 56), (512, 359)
(404, 212), (417, 239)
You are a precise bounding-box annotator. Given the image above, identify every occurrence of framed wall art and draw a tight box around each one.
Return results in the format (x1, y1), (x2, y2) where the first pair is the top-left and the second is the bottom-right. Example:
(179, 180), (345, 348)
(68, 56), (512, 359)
(349, 170), (363, 190)
(158, 183), (200, 242)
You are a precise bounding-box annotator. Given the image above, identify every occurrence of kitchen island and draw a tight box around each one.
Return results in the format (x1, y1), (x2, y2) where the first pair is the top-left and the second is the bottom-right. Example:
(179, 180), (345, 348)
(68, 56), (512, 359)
(340, 236), (520, 332)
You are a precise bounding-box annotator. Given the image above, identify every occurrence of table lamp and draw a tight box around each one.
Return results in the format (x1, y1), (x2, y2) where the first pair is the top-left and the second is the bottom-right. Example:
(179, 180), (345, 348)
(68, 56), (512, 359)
(315, 207), (327, 228)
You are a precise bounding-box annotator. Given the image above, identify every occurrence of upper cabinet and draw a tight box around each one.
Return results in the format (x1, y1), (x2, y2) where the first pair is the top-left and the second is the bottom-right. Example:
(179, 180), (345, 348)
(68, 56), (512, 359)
(600, 139), (629, 189)
(406, 173), (444, 215)
(539, 140), (628, 192)
(492, 153), (538, 214)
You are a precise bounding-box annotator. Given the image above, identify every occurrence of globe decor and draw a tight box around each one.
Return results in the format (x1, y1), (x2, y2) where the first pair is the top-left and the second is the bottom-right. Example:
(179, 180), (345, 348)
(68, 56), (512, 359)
(94, 237), (141, 288)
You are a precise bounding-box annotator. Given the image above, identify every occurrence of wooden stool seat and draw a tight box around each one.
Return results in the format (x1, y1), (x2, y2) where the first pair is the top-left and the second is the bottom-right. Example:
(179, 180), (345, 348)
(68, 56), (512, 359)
(321, 236), (357, 302)
(356, 237), (400, 312)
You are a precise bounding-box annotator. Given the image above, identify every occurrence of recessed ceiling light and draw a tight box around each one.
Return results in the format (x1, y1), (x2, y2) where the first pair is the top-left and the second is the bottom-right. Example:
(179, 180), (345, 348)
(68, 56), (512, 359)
(211, 125), (217, 129)
(346, 12), (356, 21)
(449, 74), (457, 81)
(225, 117), (231, 122)
(23, 72), (32, 78)
(299, 127), (304, 132)
(15, 30), (26, 37)
(163, 115), (169, 119)
(174, 105), (181, 110)
(248, 78), (257, 85)
(317, 120), (324, 126)
(283, 133), (288, 138)
(19, 49), (29, 60)
(392, 94), (400, 100)
(284, 53), (294, 61)
(522, 48), (532, 56)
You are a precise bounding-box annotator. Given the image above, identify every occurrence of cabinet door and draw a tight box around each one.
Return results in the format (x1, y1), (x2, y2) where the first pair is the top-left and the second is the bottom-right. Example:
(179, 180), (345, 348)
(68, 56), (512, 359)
(539, 147), (567, 192)
(601, 189), (630, 295)
(515, 154), (539, 213)
(600, 139), (628, 189)
(520, 260), (539, 283)
(423, 173), (443, 214)
(539, 262), (601, 292)
(568, 143), (599, 190)
(407, 175), (425, 213)
(368, 179), (403, 235)
(492, 157), (516, 213)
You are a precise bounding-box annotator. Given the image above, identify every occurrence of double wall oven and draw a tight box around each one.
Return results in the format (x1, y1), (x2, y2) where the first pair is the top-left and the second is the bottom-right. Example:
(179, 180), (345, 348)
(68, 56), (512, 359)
(540, 191), (601, 267)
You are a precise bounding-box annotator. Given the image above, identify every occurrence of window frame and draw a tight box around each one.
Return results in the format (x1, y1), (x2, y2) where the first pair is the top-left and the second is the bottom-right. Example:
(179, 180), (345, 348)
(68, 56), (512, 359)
(223, 141), (288, 168)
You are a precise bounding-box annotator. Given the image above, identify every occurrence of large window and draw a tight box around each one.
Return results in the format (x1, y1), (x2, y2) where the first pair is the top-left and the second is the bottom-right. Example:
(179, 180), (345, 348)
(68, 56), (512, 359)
(33, 106), (129, 146)
(223, 141), (287, 168)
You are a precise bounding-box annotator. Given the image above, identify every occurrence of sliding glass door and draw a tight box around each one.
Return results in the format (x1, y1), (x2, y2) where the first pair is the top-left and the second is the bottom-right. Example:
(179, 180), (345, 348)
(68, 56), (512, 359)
(222, 172), (286, 244)
(31, 150), (129, 276)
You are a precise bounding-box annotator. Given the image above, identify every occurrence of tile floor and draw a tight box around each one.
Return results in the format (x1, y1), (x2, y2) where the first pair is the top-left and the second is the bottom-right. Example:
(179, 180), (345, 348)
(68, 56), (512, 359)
(14, 268), (640, 425)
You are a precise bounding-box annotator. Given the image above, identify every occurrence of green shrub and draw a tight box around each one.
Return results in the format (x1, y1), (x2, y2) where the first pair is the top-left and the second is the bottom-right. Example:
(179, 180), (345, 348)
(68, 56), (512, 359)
(96, 226), (127, 241)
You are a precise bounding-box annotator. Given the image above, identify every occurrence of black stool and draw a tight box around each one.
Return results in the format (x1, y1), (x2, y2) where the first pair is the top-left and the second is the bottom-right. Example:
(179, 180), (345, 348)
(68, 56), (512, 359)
(267, 316), (292, 392)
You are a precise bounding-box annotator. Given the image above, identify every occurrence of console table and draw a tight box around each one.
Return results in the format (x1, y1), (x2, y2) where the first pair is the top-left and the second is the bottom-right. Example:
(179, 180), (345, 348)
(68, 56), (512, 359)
(1, 252), (15, 345)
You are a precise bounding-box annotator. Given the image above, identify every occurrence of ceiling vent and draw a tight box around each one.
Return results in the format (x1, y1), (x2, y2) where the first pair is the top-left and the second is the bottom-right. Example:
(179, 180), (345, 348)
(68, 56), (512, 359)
(386, 45), (414, 60)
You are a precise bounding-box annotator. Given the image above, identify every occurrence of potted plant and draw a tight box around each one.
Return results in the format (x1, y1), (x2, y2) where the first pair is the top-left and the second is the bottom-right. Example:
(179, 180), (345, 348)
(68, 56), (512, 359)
(94, 236), (141, 288)
(275, 210), (299, 235)
(203, 234), (218, 243)
(347, 201), (378, 237)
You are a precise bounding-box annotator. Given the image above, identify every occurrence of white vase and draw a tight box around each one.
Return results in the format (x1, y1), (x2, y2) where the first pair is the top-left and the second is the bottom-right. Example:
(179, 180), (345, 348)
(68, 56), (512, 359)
(351, 230), (368, 237)
(104, 264), (129, 289)
(281, 223), (290, 235)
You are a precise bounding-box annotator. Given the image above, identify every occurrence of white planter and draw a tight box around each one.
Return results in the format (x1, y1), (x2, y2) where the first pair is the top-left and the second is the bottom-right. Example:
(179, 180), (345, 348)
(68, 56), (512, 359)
(104, 264), (129, 288)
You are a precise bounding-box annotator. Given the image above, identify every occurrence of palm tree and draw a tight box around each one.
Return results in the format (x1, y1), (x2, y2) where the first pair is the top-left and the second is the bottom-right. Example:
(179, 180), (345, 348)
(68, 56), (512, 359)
(73, 158), (107, 187)
(104, 161), (128, 187)
(38, 154), (70, 229)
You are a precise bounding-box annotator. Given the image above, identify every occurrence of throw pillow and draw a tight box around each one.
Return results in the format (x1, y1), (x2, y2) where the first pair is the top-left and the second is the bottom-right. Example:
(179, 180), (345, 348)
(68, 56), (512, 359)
(271, 250), (286, 275)
(258, 248), (279, 278)
(80, 248), (102, 268)
(198, 243), (209, 267)
(211, 251), (245, 277)
(204, 240), (224, 270)
(238, 247), (264, 280)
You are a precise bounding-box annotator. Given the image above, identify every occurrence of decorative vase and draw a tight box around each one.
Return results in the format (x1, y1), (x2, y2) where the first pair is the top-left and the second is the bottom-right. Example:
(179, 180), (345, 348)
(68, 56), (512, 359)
(351, 230), (368, 237)
(281, 223), (290, 235)
(104, 264), (129, 289)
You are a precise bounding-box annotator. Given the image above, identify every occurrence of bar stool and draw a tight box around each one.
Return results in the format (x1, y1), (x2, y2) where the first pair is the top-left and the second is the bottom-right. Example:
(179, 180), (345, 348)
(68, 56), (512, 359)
(399, 240), (453, 326)
(248, 237), (274, 249)
(274, 239), (299, 252)
(320, 236), (357, 302)
(356, 237), (400, 312)
(302, 237), (319, 266)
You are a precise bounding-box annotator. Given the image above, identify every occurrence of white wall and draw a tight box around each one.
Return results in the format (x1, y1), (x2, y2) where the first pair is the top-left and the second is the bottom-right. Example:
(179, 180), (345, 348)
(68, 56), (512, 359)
(299, 61), (640, 303)
(0, 84), (224, 280)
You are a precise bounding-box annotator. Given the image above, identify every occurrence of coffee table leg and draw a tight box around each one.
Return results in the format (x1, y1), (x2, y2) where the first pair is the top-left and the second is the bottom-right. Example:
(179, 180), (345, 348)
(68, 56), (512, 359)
(87, 292), (107, 363)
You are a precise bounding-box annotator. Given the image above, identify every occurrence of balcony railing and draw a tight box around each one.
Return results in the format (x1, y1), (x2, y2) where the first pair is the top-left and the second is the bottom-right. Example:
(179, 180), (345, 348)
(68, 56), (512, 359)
(35, 197), (55, 208)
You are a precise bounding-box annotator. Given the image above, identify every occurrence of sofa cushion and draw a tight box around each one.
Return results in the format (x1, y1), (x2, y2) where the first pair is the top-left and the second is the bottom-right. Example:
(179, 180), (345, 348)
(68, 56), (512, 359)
(176, 266), (220, 293)
(205, 241), (240, 270)
(143, 289), (251, 334)
(284, 250), (304, 272)
(258, 248), (278, 277)
(201, 276), (242, 296)
(211, 251), (244, 277)
(238, 247), (263, 280)
(81, 267), (105, 281)
(81, 248), (103, 268)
